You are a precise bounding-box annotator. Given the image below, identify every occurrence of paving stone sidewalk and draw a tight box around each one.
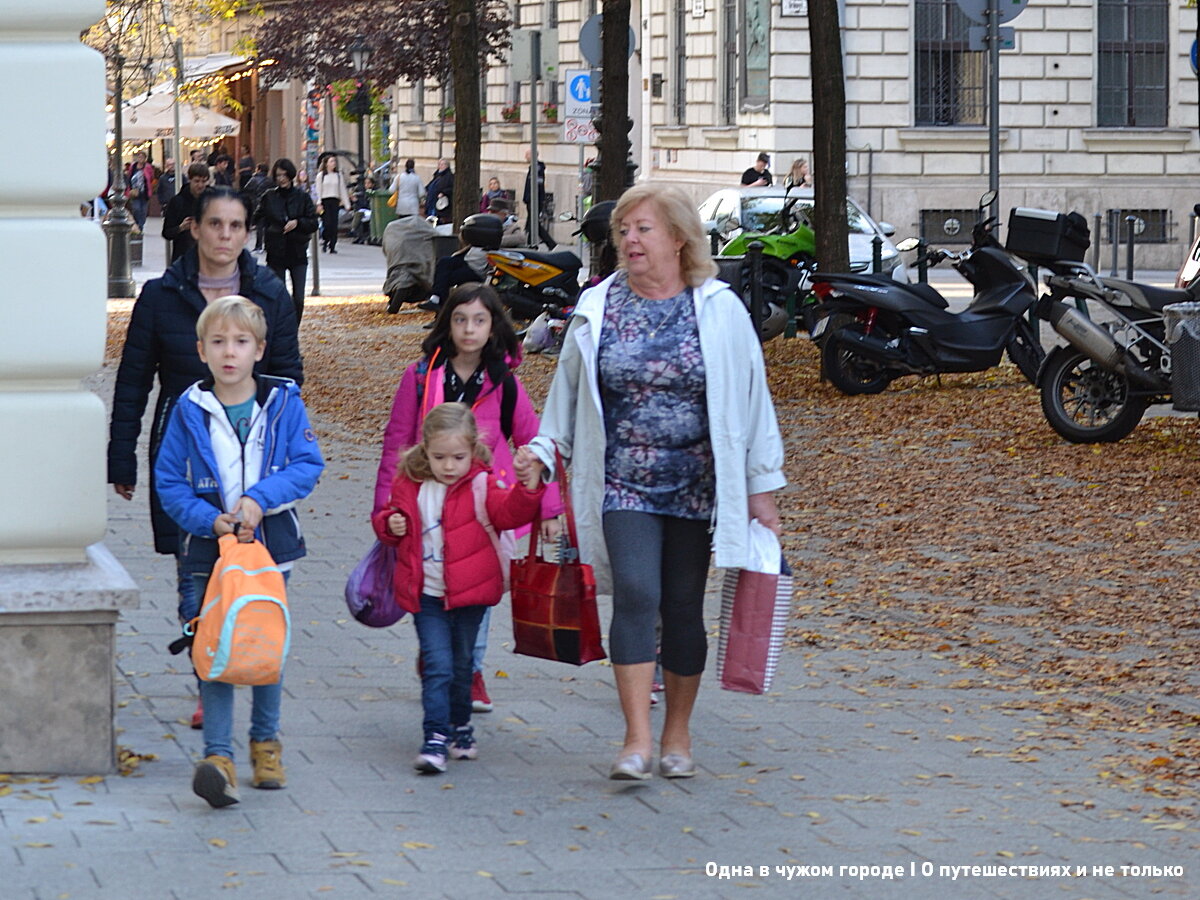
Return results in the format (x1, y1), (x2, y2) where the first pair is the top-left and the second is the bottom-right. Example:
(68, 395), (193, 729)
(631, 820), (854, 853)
(2, 335), (1195, 900)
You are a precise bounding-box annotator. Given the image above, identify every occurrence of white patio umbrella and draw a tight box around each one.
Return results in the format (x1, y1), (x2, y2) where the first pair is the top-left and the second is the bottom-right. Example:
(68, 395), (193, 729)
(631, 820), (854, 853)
(108, 89), (240, 142)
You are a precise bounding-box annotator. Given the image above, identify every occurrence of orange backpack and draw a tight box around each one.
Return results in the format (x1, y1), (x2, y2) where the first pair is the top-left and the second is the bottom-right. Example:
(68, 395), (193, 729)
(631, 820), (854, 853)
(189, 535), (291, 685)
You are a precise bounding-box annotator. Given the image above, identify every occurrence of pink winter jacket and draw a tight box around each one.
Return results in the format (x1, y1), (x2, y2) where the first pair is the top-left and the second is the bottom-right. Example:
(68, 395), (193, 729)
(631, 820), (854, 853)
(371, 460), (544, 613)
(373, 355), (562, 518)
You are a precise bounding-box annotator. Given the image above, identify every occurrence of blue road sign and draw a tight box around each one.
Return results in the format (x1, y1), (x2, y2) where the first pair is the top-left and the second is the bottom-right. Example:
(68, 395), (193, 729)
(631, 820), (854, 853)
(564, 68), (593, 118)
(570, 72), (591, 104)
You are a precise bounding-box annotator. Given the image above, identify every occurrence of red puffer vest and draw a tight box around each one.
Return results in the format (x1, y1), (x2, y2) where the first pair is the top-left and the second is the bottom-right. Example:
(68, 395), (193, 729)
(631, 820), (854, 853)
(371, 460), (544, 613)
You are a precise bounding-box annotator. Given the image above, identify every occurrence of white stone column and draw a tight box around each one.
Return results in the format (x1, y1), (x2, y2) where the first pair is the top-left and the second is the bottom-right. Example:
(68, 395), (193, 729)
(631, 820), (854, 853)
(0, 0), (138, 774)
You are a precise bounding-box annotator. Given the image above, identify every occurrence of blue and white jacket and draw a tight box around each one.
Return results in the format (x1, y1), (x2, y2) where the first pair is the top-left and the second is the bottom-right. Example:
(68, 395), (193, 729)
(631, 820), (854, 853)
(154, 375), (325, 574)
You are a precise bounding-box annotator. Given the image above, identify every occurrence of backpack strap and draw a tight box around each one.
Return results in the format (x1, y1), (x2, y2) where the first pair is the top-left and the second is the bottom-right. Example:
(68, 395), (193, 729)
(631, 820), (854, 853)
(499, 372), (516, 441)
(471, 471), (510, 590)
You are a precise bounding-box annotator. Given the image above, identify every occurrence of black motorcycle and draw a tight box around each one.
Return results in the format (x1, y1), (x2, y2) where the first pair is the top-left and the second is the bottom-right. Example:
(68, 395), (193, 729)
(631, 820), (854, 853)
(812, 193), (1044, 395)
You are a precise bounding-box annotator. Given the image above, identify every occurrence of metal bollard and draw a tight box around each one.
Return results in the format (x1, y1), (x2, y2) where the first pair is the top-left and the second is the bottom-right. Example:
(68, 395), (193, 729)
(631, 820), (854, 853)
(710, 230), (720, 256)
(748, 240), (765, 342)
(916, 238), (929, 284)
(871, 235), (883, 273)
(1108, 208), (1120, 276)
(1125, 215), (1137, 280)
(1091, 213), (1102, 272)
(310, 231), (321, 296)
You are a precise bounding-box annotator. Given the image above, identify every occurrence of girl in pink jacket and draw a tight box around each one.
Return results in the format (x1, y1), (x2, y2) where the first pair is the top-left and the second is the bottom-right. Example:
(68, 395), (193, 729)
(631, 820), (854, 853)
(374, 283), (560, 712)
(372, 403), (544, 773)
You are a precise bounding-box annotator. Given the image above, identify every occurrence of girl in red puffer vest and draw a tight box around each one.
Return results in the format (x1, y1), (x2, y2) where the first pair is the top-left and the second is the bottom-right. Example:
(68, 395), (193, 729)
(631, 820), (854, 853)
(372, 403), (545, 774)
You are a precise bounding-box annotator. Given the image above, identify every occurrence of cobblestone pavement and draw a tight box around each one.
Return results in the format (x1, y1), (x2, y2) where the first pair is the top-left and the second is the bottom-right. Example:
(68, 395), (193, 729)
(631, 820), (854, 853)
(2, 234), (1194, 899)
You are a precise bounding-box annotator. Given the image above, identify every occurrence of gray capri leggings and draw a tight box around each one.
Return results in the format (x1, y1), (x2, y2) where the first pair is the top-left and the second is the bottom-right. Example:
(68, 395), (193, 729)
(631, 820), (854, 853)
(602, 510), (713, 675)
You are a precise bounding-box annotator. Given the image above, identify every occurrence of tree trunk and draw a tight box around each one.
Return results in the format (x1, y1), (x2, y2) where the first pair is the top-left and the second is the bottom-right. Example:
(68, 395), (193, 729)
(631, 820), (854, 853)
(450, 0), (480, 234)
(596, 0), (631, 202)
(808, 0), (849, 272)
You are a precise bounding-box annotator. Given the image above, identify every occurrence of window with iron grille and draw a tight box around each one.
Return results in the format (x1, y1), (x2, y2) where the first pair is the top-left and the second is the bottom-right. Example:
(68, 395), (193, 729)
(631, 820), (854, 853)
(741, 0), (770, 109)
(914, 0), (985, 126)
(1097, 0), (1167, 127)
(720, 0), (737, 124)
(920, 208), (978, 245)
(1104, 209), (1172, 244)
(672, 0), (687, 124)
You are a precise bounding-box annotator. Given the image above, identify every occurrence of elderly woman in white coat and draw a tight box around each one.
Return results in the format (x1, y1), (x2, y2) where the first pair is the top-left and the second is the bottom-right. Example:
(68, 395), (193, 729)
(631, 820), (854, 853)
(518, 183), (785, 781)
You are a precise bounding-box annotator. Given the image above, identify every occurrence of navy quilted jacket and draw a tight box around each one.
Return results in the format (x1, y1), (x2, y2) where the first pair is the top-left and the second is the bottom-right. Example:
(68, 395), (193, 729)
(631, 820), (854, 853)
(107, 248), (303, 553)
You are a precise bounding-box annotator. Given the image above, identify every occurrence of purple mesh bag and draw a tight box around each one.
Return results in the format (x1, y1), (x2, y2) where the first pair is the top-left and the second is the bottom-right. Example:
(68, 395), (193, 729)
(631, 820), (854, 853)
(344, 541), (403, 627)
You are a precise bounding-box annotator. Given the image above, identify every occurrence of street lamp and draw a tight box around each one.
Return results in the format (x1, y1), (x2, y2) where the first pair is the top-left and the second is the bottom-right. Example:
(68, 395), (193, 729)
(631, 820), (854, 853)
(348, 35), (372, 191)
(103, 52), (136, 298)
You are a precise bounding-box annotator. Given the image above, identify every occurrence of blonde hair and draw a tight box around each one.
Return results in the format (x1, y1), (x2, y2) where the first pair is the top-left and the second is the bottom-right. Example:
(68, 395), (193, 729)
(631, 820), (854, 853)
(611, 183), (717, 287)
(401, 403), (492, 482)
(196, 295), (266, 343)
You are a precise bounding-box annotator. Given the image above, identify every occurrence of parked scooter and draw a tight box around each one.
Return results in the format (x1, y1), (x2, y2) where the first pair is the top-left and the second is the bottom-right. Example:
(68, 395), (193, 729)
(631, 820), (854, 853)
(812, 192), (1044, 395)
(461, 205), (617, 323)
(510, 202), (618, 355)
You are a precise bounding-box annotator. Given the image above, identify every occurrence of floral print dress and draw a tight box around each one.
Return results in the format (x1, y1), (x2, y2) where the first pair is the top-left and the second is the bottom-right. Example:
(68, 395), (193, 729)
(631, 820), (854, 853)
(597, 272), (715, 520)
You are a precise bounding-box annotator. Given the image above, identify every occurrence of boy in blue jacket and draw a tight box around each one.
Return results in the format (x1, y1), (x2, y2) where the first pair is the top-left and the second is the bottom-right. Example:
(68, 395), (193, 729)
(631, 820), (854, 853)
(155, 295), (324, 808)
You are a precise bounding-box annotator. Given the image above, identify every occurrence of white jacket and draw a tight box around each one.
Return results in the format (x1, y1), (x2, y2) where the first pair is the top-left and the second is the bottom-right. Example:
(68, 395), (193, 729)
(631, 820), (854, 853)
(388, 171), (426, 217)
(529, 273), (786, 591)
(315, 171), (352, 209)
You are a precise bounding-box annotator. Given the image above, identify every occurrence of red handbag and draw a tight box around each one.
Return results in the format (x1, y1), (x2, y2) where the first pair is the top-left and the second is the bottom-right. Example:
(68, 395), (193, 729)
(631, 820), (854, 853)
(510, 449), (606, 665)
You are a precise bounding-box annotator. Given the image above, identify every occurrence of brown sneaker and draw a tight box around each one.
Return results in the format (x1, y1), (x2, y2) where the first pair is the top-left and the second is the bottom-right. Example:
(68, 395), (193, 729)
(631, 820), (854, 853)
(192, 755), (239, 808)
(250, 739), (286, 790)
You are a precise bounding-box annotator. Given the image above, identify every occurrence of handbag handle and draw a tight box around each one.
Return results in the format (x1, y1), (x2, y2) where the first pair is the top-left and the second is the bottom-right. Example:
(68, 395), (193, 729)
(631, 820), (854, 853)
(526, 445), (580, 564)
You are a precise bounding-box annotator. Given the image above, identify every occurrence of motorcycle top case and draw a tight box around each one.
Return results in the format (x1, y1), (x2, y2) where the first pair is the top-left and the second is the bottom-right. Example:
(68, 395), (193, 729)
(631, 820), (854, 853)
(1005, 207), (1089, 265)
(461, 213), (503, 250)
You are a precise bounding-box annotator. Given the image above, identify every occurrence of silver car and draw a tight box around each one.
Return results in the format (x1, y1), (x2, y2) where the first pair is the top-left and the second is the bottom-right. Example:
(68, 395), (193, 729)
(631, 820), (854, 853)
(698, 186), (910, 281)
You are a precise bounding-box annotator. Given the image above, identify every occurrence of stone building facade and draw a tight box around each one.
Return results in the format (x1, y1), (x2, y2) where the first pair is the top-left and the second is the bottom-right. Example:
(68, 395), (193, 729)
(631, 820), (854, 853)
(213, 0), (1199, 267)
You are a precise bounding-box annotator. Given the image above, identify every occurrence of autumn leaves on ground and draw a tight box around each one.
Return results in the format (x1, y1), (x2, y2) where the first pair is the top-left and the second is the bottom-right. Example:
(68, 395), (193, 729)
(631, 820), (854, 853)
(108, 297), (1200, 805)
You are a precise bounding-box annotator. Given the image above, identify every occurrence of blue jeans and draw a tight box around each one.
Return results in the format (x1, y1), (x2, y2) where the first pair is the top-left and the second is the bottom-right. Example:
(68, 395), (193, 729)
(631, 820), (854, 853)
(473, 606), (491, 674)
(177, 556), (198, 623)
(413, 594), (487, 739)
(193, 570), (290, 761)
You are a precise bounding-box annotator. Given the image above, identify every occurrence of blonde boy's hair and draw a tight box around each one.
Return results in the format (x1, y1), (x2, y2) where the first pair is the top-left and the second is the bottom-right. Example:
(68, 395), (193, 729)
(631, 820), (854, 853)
(401, 403), (492, 482)
(196, 295), (267, 343)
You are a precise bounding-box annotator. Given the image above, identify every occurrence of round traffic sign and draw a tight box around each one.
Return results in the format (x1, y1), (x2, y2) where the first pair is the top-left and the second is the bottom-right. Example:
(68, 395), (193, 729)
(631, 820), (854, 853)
(953, 0), (1027, 26)
(579, 14), (637, 68)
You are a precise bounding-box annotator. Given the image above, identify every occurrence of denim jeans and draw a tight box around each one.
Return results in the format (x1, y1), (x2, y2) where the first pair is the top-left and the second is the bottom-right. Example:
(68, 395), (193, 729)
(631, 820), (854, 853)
(413, 594), (487, 739)
(177, 556), (199, 624)
(193, 570), (290, 761)
(472, 606), (491, 674)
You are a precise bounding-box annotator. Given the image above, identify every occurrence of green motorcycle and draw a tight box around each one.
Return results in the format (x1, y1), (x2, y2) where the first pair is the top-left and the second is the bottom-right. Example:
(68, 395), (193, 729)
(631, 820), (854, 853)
(715, 203), (819, 339)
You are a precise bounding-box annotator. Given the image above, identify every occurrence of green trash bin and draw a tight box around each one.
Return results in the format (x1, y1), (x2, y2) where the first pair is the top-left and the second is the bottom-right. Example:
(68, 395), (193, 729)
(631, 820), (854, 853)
(370, 189), (397, 243)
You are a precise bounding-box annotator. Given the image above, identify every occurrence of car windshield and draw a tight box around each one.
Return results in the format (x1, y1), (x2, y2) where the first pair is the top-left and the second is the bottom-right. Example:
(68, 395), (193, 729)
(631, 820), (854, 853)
(790, 200), (877, 235)
(741, 196), (876, 236)
(740, 197), (789, 234)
